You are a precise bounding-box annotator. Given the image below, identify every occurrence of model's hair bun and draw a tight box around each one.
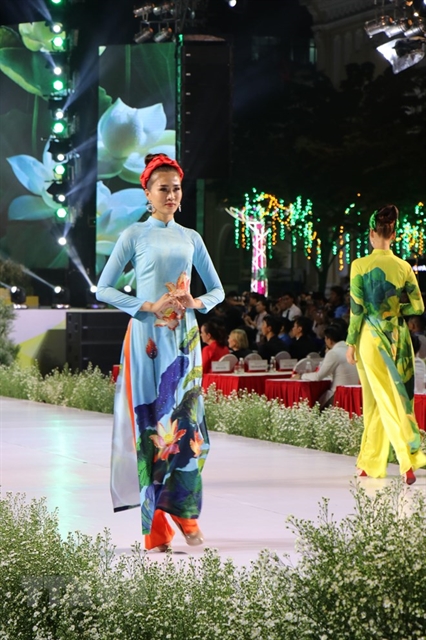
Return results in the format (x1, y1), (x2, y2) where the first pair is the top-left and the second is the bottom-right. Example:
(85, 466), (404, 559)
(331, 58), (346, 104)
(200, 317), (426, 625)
(376, 204), (399, 225)
(144, 153), (168, 166)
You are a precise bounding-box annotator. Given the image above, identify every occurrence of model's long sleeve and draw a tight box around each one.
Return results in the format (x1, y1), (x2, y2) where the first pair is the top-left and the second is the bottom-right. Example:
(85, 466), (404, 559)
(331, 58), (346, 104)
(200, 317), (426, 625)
(347, 260), (365, 346)
(192, 232), (225, 313)
(96, 226), (145, 317)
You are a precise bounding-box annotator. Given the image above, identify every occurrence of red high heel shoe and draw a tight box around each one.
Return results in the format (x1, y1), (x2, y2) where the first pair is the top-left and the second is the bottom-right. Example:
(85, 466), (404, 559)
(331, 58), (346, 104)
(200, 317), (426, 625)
(358, 469), (367, 477)
(404, 468), (416, 485)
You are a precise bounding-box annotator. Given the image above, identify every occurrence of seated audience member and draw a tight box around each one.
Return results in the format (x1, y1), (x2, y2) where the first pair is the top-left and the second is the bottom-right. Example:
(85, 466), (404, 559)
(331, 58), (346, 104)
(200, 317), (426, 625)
(278, 291), (302, 321)
(326, 285), (348, 320)
(278, 317), (294, 350)
(411, 334), (426, 393)
(242, 295), (269, 344)
(200, 321), (229, 374)
(293, 322), (359, 408)
(244, 291), (260, 320)
(212, 293), (244, 334)
(257, 315), (287, 362)
(228, 329), (252, 360)
(288, 316), (318, 360)
(408, 315), (426, 358)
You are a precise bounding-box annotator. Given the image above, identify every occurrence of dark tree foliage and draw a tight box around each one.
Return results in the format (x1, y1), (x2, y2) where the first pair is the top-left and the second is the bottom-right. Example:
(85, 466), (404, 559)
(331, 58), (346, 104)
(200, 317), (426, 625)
(230, 62), (426, 289)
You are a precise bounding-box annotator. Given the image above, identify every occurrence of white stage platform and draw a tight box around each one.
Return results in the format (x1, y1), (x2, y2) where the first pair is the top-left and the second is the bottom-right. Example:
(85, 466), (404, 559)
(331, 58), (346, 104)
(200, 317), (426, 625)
(1, 397), (425, 565)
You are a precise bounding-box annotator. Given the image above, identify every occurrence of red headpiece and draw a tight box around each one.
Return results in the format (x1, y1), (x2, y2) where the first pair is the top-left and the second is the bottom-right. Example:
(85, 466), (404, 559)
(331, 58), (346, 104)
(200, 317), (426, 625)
(139, 154), (184, 189)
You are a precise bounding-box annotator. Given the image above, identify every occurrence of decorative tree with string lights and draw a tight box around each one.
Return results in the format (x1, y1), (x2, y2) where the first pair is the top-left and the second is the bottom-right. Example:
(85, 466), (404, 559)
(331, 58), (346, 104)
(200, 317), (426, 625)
(226, 190), (313, 295)
(228, 192), (426, 292)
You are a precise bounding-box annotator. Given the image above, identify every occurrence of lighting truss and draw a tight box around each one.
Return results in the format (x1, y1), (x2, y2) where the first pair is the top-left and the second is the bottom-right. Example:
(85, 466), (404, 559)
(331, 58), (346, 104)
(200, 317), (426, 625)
(365, 0), (426, 71)
(133, 0), (209, 42)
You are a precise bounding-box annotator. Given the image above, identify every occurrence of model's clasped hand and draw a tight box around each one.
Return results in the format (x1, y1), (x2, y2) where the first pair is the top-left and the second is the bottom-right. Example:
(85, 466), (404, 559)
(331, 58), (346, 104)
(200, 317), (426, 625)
(150, 293), (186, 316)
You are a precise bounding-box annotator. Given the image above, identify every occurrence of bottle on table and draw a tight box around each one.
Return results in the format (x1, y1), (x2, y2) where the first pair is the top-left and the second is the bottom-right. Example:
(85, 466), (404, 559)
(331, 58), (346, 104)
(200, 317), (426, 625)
(237, 357), (245, 374)
(269, 356), (276, 372)
(305, 356), (313, 374)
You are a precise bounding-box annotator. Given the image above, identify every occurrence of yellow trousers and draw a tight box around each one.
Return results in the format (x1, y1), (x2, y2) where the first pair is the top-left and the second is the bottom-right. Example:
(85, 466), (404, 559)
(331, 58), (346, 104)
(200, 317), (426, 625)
(356, 324), (426, 477)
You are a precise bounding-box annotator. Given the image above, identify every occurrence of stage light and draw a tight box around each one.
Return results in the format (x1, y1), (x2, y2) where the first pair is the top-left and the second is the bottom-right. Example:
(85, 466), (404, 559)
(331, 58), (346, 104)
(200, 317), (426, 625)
(52, 286), (70, 309)
(134, 3), (154, 17)
(123, 284), (132, 293)
(377, 37), (426, 73)
(52, 35), (66, 50)
(134, 25), (154, 43)
(48, 137), (72, 161)
(52, 78), (65, 91)
(153, 2), (174, 16)
(365, 16), (393, 37)
(90, 285), (97, 294)
(10, 286), (27, 307)
(47, 180), (70, 203)
(228, 0), (237, 6)
(51, 0), (64, 5)
(58, 237), (67, 246)
(50, 23), (63, 34)
(153, 27), (173, 42)
(52, 121), (66, 135)
(56, 207), (68, 219)
(54, 163), (66, 178)
(86, 285), (105, 309)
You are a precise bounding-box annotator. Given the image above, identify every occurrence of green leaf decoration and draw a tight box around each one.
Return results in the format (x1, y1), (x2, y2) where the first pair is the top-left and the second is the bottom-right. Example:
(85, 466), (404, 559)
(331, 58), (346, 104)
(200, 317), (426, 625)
(99, 86), (113, 119)
(0, 26), (23, 49)
(0, 49), (53, 97)
(171, 386), (201, 423)
(179, 326), (200, 354)
(183, 365), (203, 389)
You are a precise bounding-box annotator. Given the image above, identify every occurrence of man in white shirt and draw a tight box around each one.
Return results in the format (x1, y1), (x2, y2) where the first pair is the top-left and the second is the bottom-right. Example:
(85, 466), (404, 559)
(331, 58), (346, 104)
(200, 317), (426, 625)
(278, 292), (302, 321)
(294, 323), (359, 408)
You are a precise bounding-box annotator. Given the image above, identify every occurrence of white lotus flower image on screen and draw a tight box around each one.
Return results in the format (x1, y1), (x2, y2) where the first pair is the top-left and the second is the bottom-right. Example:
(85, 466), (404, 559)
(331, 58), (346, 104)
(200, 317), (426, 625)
(6, 144), (63, 220)
(98, 98), (176, 183)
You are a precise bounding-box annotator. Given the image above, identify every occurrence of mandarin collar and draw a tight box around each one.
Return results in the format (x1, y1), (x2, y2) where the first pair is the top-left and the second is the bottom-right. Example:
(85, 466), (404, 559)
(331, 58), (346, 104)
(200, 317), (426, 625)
(148, 216), (176, 229)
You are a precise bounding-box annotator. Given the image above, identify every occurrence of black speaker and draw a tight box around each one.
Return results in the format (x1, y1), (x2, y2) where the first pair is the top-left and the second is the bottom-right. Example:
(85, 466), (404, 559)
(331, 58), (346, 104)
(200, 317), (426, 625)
(178, 38), (232, 180)
(66, 310), (129, 374)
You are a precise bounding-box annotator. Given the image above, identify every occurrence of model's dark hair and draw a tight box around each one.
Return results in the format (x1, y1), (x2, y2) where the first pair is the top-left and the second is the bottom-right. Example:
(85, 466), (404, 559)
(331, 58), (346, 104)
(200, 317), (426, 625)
(375, 204), (399, 239)
(202, 321), (228, 346)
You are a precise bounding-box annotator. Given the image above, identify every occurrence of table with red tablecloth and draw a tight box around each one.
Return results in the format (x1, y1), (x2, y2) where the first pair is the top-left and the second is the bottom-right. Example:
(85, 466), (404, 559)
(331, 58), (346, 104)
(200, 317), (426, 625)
(264, 378), (331, 408)
(334, 385), (426, 430)
(202, 371), (291, 396)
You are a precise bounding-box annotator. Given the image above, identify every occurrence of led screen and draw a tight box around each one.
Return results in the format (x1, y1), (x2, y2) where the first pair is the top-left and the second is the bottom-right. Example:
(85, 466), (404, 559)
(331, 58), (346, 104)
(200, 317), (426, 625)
(97, 43), (176, 288)
(0, 21), (69, 269)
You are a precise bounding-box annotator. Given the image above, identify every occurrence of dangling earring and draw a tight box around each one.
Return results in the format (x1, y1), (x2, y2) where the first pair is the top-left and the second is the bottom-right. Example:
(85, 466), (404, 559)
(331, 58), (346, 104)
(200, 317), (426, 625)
(146, 202), (154, 213)
(178, 204), (182, 212)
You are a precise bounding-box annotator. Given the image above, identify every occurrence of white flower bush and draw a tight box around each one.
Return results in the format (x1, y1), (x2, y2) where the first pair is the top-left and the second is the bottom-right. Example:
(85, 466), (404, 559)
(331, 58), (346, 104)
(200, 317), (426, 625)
(98, 98), (176, 183)
(1, 483), (426, 639)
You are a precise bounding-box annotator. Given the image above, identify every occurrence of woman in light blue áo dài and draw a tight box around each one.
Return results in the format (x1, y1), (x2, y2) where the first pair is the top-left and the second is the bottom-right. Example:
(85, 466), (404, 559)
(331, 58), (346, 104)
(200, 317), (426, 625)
(96, 153), (224, 550)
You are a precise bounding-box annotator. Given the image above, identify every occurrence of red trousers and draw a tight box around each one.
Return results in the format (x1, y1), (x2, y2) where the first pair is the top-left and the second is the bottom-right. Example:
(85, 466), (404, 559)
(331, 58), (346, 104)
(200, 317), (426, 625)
(144, 509), (200, 550)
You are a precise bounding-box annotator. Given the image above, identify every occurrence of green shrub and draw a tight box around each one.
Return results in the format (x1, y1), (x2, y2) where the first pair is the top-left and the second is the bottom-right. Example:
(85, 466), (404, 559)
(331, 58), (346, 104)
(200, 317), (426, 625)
(204, 385), (365, 457)
(0, 363), (115, 414)
(0, 300), (20, 366)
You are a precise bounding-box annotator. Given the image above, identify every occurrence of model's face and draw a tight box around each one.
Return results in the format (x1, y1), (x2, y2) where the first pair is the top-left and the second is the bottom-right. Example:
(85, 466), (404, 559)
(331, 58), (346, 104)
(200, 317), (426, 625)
(145, 171), (182, 219)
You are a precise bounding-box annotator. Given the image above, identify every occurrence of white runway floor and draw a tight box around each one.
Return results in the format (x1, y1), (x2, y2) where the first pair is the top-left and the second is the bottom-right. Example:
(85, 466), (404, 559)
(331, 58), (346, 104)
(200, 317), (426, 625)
(1, 396), (425, 566)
